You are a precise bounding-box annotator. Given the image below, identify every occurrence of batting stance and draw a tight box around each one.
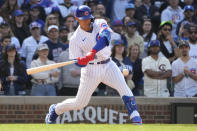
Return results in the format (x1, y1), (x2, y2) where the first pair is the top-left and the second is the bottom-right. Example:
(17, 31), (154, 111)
(45, 5), (142, 125)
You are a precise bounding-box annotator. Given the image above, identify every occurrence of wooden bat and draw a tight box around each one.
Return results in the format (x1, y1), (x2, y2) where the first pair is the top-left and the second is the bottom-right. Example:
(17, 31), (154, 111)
(26, 60), (77, 75)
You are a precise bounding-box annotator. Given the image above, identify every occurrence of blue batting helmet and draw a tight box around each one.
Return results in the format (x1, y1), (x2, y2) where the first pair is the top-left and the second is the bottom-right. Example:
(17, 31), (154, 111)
(75, 5), (94, 20)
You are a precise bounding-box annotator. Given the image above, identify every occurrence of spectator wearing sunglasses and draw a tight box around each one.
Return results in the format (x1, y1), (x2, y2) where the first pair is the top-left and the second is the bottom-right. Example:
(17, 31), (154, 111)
(157, 21), (179, 63)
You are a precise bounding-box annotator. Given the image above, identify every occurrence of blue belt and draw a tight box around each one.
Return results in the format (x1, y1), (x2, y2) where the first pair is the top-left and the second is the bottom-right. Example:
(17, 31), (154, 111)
(89, 58), (110, 65)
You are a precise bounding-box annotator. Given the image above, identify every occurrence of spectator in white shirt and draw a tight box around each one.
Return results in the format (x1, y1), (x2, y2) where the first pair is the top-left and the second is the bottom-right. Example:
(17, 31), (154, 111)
(172, 40), (197, 97)
(142, 40), (172, 97)
(20, 22), (48, 68)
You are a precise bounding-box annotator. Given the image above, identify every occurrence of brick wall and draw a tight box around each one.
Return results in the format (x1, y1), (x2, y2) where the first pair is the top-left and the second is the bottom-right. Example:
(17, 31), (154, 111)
(0, 97), (196, 124)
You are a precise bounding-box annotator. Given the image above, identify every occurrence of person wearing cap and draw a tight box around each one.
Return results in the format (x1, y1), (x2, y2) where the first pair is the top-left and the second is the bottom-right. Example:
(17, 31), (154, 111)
(29, 5), (45, 31)
(157, 21), (179, 63)
(161, 0), (184, 38)
(142, 40), (172, 97)
(123, 3), (141, 29)
(45, 25), (66, 62)
(125, 20), (144, 56)
(110, 39), (134, 95)
(44, 14), (59, 34)
(30, 43), (60, 96)
(20, 21), (48, 68)
(188, 24), (197, 62)
(11, 9), (30, 45)
(172, 40), (197, 97)
(176, 5), (197, 36)
(0, 44), (28, 96)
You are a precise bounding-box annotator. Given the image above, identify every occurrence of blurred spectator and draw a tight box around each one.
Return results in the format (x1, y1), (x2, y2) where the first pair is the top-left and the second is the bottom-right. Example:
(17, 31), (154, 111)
(57, 45), (80, 96)
(112, 0), (130, 20)
(0, 22), (20, 50)
(188, 24), (197, 62)
(95, 2), (105, 16)
(44, 14), (59, 34)
(0, 44), (28, 96)
(142, 40), (172, 97)
(62, 14), (76, 33)
(59, 26), (69, 46)
(0, 36), (12, 57)
(177, 23), (190, 41)
(21, 0), (46, 21)
(84, 0), (98, 15)
(11, 9), (30, 46)
(0, 0), (19, 24)
(125, 21), (144, 56)
(139, 19), (157, 58)
(110, 39), (134, 95)
(128, 44), (144, 96)
(122, 16), (131, 33)
(21, 8), (30, 24)
(45, 25), (67, 62)
(134, 0), (142, 8)
(110, 19), (127, 46)
(157, 21), (179, 63)
(28, 5), (45, 31)
(30, 43), (59, 96)
(58, 0), (78, 18)
(50, 6), (64, 25)
(172, 40), (197, 97)
(176, 5), (197, 36)
(124, 3), (141, 28)
(135, 0), (160, 23)
(161, 0), (184, 38)
(20, 21), (48, 68)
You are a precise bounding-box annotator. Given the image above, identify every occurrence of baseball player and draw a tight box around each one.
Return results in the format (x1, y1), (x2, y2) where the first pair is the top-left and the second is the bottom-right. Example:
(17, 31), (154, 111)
(45, 5), (142, 125)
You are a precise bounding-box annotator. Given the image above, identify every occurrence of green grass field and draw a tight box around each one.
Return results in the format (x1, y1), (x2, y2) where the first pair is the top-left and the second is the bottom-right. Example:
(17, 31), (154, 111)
(0, 124), (197, 131)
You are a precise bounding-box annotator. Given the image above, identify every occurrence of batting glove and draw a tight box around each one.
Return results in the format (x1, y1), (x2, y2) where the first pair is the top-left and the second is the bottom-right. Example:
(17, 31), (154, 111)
(77, 49), (97, 66)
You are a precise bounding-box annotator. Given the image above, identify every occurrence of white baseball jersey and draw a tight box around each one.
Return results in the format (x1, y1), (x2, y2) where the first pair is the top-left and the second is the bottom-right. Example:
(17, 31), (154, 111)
(55, 19), (134, 114)
(142, 56), (171, 97)
(172, 58), (197, 97)
(20, 35), (48, 68)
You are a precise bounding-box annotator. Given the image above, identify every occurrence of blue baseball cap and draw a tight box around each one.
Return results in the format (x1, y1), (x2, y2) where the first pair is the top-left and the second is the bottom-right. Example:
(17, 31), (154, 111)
(13, 10), (24, 16)
(51, 6), (60, 13)
(113, 39), (124, 46)
(184, 5), (194, 12)
(148, 40), (160, 47)
(6, 44), (16, 52)
(112, 19), (123, 26)
(125, 3), (135, 10)
(29, 21), (41, 29)
(126, 21), (136, 27)
(30, 5), (40, 10)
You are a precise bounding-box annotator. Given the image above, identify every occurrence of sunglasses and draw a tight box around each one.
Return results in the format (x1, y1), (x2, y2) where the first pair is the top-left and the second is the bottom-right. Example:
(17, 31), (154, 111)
(163, 28), (171, 31)
(189, 31), (197, 34)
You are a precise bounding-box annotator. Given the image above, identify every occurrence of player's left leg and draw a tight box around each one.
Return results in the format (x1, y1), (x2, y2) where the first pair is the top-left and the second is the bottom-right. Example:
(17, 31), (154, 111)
(102, 61), (142, 125)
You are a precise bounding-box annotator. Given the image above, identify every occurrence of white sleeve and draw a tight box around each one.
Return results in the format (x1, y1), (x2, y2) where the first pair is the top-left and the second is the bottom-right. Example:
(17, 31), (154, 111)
(142, 58), (150, 72)
(20, 40), (27, 58)
(69, 38), (83, 59)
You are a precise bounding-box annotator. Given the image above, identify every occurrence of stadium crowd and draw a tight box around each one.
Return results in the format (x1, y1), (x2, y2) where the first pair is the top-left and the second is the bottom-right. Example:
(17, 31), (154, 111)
(0, 0), (197, 97)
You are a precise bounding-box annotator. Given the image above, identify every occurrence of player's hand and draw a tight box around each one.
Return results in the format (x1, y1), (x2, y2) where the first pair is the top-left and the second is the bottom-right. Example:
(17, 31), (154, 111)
(77, 49), (97, 66)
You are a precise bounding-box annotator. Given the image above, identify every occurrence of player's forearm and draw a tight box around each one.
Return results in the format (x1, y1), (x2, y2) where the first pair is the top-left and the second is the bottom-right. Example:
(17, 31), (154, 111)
(172, 73), (184, 83)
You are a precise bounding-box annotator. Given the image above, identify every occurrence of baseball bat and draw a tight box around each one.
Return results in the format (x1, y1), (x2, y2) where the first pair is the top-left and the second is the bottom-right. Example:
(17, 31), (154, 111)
(26, 60), (77, 75)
